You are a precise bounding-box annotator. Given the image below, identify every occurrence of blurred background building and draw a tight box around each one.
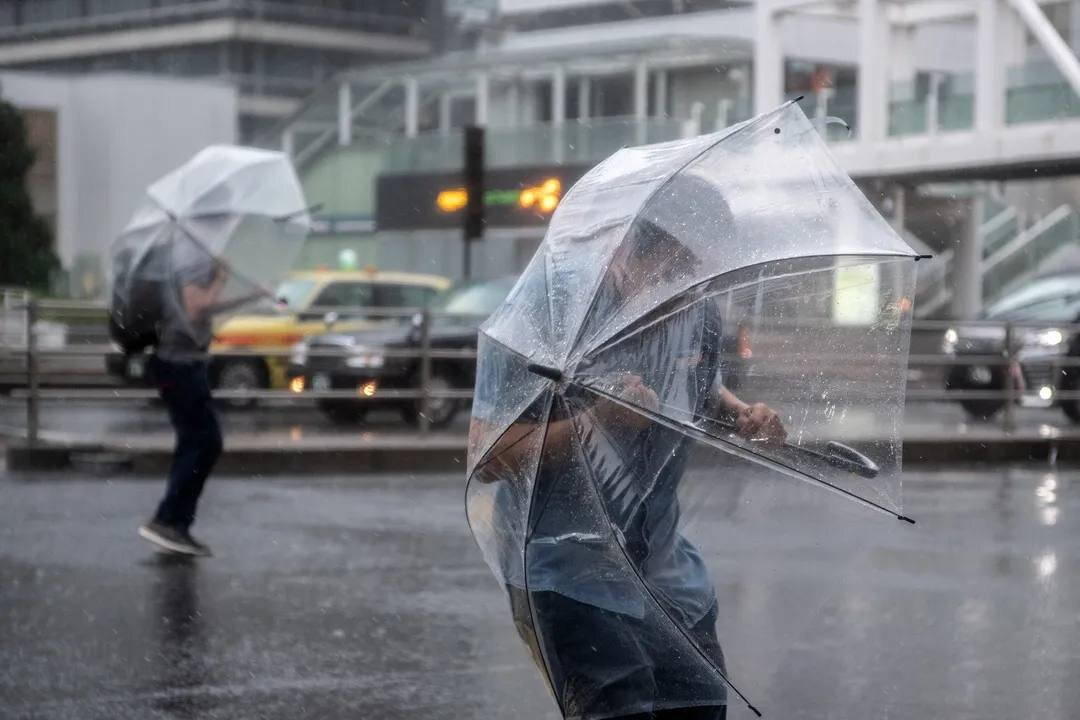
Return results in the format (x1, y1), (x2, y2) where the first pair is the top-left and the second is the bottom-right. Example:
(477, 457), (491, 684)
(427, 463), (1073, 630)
(2, 0), (1080, 317)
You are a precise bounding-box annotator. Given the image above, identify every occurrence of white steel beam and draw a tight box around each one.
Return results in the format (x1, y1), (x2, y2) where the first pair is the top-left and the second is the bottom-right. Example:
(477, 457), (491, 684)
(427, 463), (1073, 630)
(753, 0), (784, 115)
(975, 0), (1006, 132)
(337, 81), (352, 146)
(404, 76), (419, 138)
(857, 0), (889, 141)
(1009, 0), (1080, 98)
(475, 73), (490, 126)
(551, 66), (567, 126)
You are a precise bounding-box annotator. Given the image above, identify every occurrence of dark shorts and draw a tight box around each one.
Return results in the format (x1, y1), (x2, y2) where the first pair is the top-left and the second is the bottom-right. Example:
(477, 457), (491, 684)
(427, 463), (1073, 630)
(511, 588), (728, 720)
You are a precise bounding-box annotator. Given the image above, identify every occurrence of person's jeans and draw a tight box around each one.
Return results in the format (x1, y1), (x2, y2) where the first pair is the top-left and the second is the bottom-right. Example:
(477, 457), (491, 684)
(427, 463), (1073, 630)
(148, 356), (223, 530)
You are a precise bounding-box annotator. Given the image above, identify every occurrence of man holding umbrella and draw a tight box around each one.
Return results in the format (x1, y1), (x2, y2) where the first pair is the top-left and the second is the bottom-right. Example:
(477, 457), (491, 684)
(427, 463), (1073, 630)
(477, 204), (786, 720)
(110, 146), (311, 557)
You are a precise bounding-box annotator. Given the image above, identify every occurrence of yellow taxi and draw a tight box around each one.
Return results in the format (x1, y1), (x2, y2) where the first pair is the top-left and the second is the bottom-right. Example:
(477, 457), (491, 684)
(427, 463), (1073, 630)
(210, 268), (451, 394)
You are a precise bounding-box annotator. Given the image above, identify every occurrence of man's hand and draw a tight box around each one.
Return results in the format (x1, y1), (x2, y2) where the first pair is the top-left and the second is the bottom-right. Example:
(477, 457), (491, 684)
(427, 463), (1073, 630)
(735, 402), (787, 446)
(619, 374), (659, 415)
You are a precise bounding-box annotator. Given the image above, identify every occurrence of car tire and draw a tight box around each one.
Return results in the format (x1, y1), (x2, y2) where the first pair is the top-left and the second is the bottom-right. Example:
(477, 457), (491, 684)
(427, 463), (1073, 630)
(319, 401), (368, 426)
(214, 360), (267, 409)
(959, 399), (1006, 421)
(947, 363), (1006, 421)
(401, 367), (460, 429)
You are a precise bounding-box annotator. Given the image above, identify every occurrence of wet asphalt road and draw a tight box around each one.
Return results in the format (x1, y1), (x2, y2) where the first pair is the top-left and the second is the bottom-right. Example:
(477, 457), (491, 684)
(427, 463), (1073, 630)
(1, 461), (1078, 720)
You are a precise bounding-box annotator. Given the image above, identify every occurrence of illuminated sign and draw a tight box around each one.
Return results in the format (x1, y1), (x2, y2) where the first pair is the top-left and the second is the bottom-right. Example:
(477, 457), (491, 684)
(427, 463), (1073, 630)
(376, 166), (589, 231)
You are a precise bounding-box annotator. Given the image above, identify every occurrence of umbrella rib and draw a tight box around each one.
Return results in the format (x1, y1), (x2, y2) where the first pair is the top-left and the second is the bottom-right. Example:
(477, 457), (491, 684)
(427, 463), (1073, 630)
(582, 252), (916, 361)
(576, 382), (907, 522)
(565, 407), (764, 718)
(565, 99), (802, 362)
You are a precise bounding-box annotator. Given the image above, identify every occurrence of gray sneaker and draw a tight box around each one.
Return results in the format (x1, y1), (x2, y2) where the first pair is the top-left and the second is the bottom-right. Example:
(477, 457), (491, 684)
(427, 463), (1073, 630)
(138, 521), (212, 556)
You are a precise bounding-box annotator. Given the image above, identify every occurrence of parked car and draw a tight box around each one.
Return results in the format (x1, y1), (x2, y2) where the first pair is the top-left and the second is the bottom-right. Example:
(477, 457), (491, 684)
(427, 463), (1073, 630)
(943, 270), (1080, 422)
(290, 276), (753, 428)
(106, 268), (451, 401)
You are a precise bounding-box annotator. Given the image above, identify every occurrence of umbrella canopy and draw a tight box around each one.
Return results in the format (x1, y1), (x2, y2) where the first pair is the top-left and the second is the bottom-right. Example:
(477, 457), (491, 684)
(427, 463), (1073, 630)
(109, 145), (310, 339)
(465, 101), (920, 719)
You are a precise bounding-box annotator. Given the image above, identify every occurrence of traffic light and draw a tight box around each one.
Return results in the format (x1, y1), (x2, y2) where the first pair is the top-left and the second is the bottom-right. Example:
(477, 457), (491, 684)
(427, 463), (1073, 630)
(463, 125), (484, 241)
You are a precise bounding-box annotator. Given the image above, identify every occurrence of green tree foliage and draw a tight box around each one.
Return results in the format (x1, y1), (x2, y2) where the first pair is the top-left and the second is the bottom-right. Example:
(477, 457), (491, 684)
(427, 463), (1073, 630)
(0, 99), (57, 292)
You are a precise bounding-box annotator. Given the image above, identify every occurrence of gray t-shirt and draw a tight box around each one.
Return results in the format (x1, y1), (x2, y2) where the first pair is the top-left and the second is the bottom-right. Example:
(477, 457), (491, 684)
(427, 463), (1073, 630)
(155, 244), (217, 362)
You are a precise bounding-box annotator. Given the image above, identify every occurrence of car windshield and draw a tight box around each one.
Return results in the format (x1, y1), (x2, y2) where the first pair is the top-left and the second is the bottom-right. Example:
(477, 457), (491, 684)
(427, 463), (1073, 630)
(274, 278), (318, 310)
(984, 274), (1080, 322)
(432, 276), (517, 318)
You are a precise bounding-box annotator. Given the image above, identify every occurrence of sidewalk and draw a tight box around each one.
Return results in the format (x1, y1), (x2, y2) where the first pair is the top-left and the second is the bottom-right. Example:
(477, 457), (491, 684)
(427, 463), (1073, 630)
(5, 402), (1080, 473)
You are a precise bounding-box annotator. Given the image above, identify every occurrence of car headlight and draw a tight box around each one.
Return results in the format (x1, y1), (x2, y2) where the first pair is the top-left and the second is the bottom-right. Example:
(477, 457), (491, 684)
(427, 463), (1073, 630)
(942, 328), (958, 354)
(290, 342), (308, 366)
(345, 347), (385, 369)
(1036, 329), (1064, 348)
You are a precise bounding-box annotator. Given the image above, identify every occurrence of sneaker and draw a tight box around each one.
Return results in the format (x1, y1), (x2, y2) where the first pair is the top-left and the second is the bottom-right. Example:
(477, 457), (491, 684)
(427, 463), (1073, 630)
(138, 521), (212, 557)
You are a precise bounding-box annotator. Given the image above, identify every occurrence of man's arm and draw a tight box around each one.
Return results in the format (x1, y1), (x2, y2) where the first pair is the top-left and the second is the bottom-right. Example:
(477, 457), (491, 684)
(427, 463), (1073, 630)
(712, 385), (787, 446)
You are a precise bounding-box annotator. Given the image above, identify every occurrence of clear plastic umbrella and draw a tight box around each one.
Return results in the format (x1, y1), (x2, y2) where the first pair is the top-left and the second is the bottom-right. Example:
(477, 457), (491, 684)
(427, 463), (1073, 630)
(109, 145), (310, 349)
(466, 101), (921, 719)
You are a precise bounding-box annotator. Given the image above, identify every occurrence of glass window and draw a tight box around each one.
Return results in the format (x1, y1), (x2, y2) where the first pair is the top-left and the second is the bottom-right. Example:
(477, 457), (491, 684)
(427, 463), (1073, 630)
(374, 284), (436, 309)
(313, 282), (375, 309)
(274, 278), (317, 309)
(434, 277), (516, 317)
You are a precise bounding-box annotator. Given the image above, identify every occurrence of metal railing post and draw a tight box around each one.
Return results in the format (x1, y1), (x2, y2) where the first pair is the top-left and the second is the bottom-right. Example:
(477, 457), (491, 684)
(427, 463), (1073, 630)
(1003, 321), (1016, 434)
(25, 298), (39, 448)
(418, 308), (432, 434)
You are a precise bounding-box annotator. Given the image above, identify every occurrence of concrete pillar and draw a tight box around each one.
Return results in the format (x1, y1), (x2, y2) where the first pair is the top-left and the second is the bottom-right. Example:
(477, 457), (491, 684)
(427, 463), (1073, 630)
(634, 59), (649, 144)
(577, 77), (591, 120)
(753, 0), (783, 115)
(976, 0), (1006, 132)
(654, 69), (668, 117)
(952, 195), (985, 319)
(857, 0), (889, 141)
(475, 73), (490, 126)
(552, 67), (566, 163)
(551, 66), (566, 126)
(404, 76), (419, 138)
(506, 82), (520, 125)
(438, 92), (452, 134)
(337, 80), (352, 146)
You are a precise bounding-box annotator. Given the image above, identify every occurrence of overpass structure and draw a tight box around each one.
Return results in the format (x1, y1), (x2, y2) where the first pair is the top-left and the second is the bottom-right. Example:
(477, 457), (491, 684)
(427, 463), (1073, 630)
(266, 0), (1080, 318)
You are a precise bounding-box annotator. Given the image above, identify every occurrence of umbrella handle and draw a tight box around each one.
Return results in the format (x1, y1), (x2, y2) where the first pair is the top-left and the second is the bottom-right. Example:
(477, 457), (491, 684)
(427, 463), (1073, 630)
(711, 418), (879, 479)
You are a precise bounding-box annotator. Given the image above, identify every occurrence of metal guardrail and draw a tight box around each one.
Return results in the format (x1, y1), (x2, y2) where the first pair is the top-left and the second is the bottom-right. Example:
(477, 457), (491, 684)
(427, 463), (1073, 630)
(3, 297), (1080, 445)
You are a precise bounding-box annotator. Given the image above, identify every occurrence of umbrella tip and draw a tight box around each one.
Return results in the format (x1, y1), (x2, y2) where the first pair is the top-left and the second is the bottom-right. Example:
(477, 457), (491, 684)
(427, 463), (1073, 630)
(526, 363), (563, 382)
(748, 703), (763, 717)
(914, 254), (933, 262)
(897, 514), (916, 525)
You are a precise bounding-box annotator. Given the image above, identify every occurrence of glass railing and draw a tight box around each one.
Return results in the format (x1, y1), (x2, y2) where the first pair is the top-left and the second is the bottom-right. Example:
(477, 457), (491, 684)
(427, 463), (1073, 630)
(983, 206), (1079, 304)
(1006, 60), (1080, 124)
(939, 73), (974, 131)
(381, 117), (690, 174)
(888, 73), (973, 136)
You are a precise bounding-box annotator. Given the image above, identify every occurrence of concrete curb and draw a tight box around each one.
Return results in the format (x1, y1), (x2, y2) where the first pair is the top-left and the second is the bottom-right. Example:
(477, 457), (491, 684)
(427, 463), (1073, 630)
(7, 435), (1080, 475)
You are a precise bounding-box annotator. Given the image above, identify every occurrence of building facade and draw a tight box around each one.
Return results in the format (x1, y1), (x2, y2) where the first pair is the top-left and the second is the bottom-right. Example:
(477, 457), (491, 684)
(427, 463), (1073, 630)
(0, 0), (435, 140)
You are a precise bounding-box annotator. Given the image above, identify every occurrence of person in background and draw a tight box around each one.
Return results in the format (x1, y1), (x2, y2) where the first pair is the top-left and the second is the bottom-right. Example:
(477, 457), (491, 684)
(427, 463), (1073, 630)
(138, 232), (269, 557)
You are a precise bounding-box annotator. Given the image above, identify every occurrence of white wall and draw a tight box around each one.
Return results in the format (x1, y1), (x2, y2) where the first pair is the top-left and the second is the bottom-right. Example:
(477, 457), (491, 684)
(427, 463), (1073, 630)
(0, 71), (237, 295)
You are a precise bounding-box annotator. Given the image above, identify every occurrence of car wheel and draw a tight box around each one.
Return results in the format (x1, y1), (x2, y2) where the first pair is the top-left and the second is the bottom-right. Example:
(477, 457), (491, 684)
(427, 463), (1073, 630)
(215, 360), (266, 409)
(947, 363), (1006, 421)
(319, 401), (368, 426)
(401, 368), (460, 429)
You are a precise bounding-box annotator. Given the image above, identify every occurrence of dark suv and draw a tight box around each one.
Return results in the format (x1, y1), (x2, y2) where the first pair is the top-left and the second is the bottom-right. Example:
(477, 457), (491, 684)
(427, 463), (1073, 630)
(289, 276), (517, 427)
(943, 270), (1080, 422)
